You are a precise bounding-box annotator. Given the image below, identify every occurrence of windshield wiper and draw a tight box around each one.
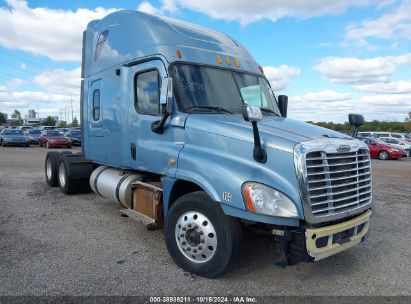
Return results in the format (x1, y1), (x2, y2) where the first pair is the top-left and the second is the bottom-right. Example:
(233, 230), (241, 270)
(185, 106), (233, 114)
(260, 107), (279, 116)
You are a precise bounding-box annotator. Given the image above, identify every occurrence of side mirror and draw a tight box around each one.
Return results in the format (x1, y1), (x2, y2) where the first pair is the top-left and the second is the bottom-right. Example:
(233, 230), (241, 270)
(349, 113), (365, 138)
(152, 77), (173, 134)
(242, 105), (262, 122)
(348, 114), (365, 127)
(278, 95), (288, 117)
(242, 105), (266, 163)
(159, 77), (173, 115)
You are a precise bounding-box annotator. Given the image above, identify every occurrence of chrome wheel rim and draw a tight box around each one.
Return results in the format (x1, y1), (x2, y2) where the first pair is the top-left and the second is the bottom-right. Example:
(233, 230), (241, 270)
(175, 211), (217, 263)
(380, 152), (388, 160)
(58, 162), (66, 187)
(46, 158), (52, 180)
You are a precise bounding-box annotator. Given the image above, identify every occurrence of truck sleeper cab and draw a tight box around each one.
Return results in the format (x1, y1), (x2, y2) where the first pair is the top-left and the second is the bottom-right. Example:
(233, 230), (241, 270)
(44, 10), (373, 277)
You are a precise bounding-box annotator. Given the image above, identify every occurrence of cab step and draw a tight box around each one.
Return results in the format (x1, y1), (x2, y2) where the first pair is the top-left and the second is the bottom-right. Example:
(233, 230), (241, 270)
(120, 208), (160, 230)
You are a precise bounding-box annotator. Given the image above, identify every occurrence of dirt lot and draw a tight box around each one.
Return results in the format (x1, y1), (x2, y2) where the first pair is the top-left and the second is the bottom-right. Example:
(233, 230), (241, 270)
(0, 146), (410, 296)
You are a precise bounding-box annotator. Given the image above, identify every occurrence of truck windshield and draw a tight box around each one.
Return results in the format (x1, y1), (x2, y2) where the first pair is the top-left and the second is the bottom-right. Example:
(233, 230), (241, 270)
(171, 64), (281, 116)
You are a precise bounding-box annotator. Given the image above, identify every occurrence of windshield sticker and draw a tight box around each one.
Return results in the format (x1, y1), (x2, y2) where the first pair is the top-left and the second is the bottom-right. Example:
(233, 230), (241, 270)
(179, 80), (208, 92)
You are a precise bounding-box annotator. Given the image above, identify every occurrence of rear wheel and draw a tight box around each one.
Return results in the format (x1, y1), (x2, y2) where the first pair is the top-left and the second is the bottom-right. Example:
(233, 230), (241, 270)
(45, 152), (61, 187)
(378, 150), (389, 160)
(58, 156), (80, 194)
(164, 191), (242, 278)
(57, 154), (93, 194)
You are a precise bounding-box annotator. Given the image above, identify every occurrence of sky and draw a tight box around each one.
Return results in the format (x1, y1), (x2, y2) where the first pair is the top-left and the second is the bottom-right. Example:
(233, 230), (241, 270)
(0, 0), (410, 123)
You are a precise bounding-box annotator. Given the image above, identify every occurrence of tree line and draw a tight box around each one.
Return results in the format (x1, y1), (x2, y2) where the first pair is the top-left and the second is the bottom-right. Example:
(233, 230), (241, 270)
(0, 110), (79, 128)
(308, 116), (411, 133)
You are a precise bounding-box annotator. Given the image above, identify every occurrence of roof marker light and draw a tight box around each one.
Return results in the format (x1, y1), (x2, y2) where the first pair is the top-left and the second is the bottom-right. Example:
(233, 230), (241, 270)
(234, 59), (240, 67)
(176, 50), (182, 59)
(259, 65), (265, 74)
(226, 57), (231, 65)
(216, 55), (222, 64)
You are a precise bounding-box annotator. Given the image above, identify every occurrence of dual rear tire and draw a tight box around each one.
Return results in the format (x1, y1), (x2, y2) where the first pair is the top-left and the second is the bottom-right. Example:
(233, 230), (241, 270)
(45, 151), (93, 194)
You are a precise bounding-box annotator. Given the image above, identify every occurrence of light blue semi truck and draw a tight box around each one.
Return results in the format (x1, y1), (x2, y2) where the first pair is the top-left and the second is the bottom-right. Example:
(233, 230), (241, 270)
(44, 11), (373, 277)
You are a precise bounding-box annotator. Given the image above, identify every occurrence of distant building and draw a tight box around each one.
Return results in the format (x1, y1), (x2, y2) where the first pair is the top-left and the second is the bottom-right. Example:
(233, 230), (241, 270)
(28, 109), (37, 119)
(25, 118), (41, 126)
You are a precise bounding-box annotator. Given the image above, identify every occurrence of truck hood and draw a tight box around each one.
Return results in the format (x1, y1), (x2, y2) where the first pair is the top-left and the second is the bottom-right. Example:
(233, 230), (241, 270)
(185, 114), (352, 153)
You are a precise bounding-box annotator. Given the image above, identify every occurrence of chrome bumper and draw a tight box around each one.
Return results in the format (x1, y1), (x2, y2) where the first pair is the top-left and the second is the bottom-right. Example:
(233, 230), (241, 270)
(305, 209), (372, 261)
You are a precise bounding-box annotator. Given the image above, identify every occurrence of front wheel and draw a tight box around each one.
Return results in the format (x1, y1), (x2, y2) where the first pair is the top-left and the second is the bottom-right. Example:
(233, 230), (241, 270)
(378, 150), (389, 160)
(164, 191), (242, 278)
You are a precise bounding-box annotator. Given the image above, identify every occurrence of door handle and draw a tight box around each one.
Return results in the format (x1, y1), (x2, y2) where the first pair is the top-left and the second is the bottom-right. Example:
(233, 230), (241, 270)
(130, 143), (136, 160)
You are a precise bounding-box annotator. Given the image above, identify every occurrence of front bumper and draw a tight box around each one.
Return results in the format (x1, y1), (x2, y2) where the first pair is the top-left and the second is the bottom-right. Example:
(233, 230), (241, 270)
(305, 209), (372, 261)
(3, 140), (28, 146)
(388, 151), (402, 158)
(272, 209), (372, 266)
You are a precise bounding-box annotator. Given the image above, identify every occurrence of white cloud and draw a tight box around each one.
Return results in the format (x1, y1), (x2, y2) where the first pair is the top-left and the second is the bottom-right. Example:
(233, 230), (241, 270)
(0, 66), (81, 119)
(288, 90), (352, 121)
(345, 0), (411, 47)
(355, 81), (411, 94)
(141, 0), (383, 25)
(137, 0), (177, 15)
(361, 94), (411, 107)
(137, 1), (162, 15)
(33, 67), (81, 96)
(263, 65), (300, 91)
(292, 90), (352, 103)
(0, 78), (26, 92)
(315, 53), (411, 84)
(0, 0), (118, 62)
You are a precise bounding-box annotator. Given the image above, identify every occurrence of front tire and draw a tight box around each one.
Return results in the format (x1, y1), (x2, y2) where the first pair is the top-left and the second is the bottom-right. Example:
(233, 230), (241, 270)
(164, 191), (242, 278)
(378, 150), (389, 160)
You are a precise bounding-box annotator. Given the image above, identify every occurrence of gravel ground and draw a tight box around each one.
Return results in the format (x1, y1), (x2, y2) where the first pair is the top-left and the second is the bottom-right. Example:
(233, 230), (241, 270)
(0, 146), (410, 296)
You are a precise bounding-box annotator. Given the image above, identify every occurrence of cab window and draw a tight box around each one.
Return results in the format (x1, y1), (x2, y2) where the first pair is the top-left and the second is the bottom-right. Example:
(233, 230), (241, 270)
(135, 70), (160, 115)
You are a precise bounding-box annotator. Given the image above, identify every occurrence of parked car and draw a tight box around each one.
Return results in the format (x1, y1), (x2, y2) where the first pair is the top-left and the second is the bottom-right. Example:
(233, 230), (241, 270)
(358, 137), (405, 160)
(40, 126), (57, 131)
(379, 137), (411, 157)
(358, 132), (372, 137)
(39, 130), (72, 149)
(24, 129), (43, 144)
(16, 125), (34, 132)
(0, 129), (30, 147)
(64, 129), (82, 146)
(372, 132), (411, 143)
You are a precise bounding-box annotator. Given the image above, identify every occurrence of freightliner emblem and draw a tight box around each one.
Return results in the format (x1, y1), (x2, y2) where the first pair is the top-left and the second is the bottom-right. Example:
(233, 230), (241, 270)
(337, 144), (351, 152)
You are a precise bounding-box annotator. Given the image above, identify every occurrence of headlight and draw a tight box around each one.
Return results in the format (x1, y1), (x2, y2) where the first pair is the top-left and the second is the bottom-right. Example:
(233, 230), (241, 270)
(4, 138), (11, 142)
(389, 148), (399, 152)
(242, 182), (299, 218)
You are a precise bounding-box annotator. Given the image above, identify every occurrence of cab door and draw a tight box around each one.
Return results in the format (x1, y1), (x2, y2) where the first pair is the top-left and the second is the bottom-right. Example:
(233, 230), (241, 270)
(124, 59), (182, 175)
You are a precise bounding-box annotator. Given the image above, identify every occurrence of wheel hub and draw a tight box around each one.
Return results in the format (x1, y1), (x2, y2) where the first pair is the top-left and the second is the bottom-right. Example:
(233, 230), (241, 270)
(175, 211), (217, 263)
(58, 162), (66, 187)
(186, 229), (200, 246)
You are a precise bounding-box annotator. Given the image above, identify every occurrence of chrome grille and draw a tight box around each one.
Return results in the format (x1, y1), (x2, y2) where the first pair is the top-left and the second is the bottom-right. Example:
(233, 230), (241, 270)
(305, 148), (371, 217)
